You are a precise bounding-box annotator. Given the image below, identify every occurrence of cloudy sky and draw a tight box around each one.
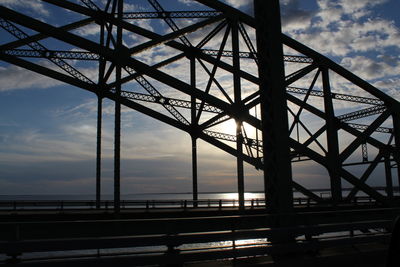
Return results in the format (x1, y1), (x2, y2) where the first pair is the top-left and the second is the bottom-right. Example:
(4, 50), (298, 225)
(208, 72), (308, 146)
(0, 0), (399, 196)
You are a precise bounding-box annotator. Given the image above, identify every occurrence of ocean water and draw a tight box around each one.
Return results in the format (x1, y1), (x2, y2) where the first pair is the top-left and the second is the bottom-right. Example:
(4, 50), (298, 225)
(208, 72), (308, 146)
(0, 192), (266, 201)
(1, 190), (385, 211)
(0, 192), (268, 209)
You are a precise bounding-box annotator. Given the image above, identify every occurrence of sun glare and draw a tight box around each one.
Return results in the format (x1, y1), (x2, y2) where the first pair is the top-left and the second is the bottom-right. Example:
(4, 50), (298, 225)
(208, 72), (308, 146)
(220, 119), (238, 135)
(216, 119), (258, 140)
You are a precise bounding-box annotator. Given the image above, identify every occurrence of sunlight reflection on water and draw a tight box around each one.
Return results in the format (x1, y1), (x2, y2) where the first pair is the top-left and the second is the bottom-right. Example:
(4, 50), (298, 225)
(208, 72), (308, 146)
(217, 192), (263, 200)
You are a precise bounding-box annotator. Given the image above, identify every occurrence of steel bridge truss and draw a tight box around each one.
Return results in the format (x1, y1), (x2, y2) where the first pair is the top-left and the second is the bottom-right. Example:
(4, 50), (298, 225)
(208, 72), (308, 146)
(0, 0), (399, 212)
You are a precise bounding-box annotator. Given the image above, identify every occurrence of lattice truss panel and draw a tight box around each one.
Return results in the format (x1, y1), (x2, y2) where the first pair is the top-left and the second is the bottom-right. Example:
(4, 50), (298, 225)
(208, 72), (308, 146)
(0, 0), (399, 205)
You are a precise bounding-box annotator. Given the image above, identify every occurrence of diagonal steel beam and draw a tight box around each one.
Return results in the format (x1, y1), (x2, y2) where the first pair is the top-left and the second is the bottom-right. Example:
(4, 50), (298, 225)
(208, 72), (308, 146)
(196, 0), (400, 112)
(121, 91), (221, 114)
(285, 64), (318, 86)
(0, 18), (94, 50)
(337, 105), (386, 122)
(289, 137), (388, 204)
(339, 110), (391, 162)
(147, 0), (192, 47)
(88, 0), (191, 127)
(200, 49), (313, 63)
(282, 35), (400, 110)
(5, 55), (200, 142)
(0, 51), (260, 170)
(0, 5), (266, 157)
(128, 15), (223, 55)
(196, 24), (231, 124)
(292, 182), (324, 203)
(1, 49), (100, 60)
(196, 20), (227, 48)
(287, 92), (391, 150)
(288, 69), (321, 135)
(199, 131), (260, 168)
(0, 7), (232, 118)
(195, 0), (252, 26)
(287, 108), (328, 155)
(146, 0), (233, 129)
(107, 53), (186, 88)
(197, 58), (234, 104)
(0, 52), (95, 92)
(345, 151), (385, 201)
(0, 18), (93, 84)
(122, 68), (190, 125)
(39, 0), (259, 85)
(1, 0), (398, 207)
(79, 0), (99, 10)
(237, 21), (258, 65)
(0, 6), (264, 130)
(123, 11), (223, 20)
(287, 86), (384, 106)
(0, 52), (190, 134)
(301, 125), (327, 153)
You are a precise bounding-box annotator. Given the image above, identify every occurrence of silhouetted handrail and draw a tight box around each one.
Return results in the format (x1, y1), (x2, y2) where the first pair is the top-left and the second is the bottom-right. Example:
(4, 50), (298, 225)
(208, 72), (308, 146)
(0, 196), (383, 211)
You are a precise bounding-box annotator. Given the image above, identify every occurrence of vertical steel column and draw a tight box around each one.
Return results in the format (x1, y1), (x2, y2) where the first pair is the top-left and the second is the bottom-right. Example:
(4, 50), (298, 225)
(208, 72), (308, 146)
(231, 20), (245, 210)
(254, 0), (293, 214)
(322, 67), (342, 203)
(385, 156), (394, 198)
(393, 115), (400, 189)
(96, 19), (106, 210)
(190, 56), (198, 207)
(114, 0), (123, 213)
(191, 137), (198, 207)
(96, 96), (102, 209)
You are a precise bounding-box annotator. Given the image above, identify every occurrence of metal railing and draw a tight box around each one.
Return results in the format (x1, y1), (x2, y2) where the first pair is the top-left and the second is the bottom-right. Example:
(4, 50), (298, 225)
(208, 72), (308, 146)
(0, 196), (382, 211)
(0, 199), (264, 211)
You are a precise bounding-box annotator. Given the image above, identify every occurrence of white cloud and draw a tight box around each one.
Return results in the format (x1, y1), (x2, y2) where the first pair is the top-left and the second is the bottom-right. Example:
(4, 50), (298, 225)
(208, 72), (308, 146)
(314, 2), (342, 28)
(123, 3), (139, 12)
(281, 0), (315, 31)
(338, 0), (388, 15)
(0, 60), (98, 92)
(340, 55), (400, 80)
(316, 0), (387, 25)
(0, 64), (62, 92)
(221, 0), (251, 8)
(0, 0), (50, 16)
(177, 0), (201, 6)
(373, 78), (400, 99)
(282, 0), (400, 64)
(73, 23), (100, 36)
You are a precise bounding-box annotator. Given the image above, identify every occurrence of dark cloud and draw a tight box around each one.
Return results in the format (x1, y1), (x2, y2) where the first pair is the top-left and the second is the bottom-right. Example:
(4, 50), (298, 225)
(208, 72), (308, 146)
(280, 0), (315, 29)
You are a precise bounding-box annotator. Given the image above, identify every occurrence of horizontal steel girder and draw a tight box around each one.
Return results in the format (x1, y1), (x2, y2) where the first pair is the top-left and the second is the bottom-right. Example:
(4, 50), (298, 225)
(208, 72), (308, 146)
(2, 48), (313, 63)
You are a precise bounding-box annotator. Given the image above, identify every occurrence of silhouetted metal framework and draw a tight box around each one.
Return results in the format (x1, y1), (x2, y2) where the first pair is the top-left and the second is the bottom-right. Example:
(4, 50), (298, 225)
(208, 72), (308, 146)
(0, 0), (399, 213)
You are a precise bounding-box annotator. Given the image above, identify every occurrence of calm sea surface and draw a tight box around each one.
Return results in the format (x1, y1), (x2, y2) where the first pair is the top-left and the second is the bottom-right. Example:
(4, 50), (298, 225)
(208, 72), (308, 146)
(0, 191), (312, 201)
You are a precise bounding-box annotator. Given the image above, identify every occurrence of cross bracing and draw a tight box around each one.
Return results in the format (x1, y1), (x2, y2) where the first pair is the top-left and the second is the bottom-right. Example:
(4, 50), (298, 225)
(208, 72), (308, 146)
(0, 0), (399, 212)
